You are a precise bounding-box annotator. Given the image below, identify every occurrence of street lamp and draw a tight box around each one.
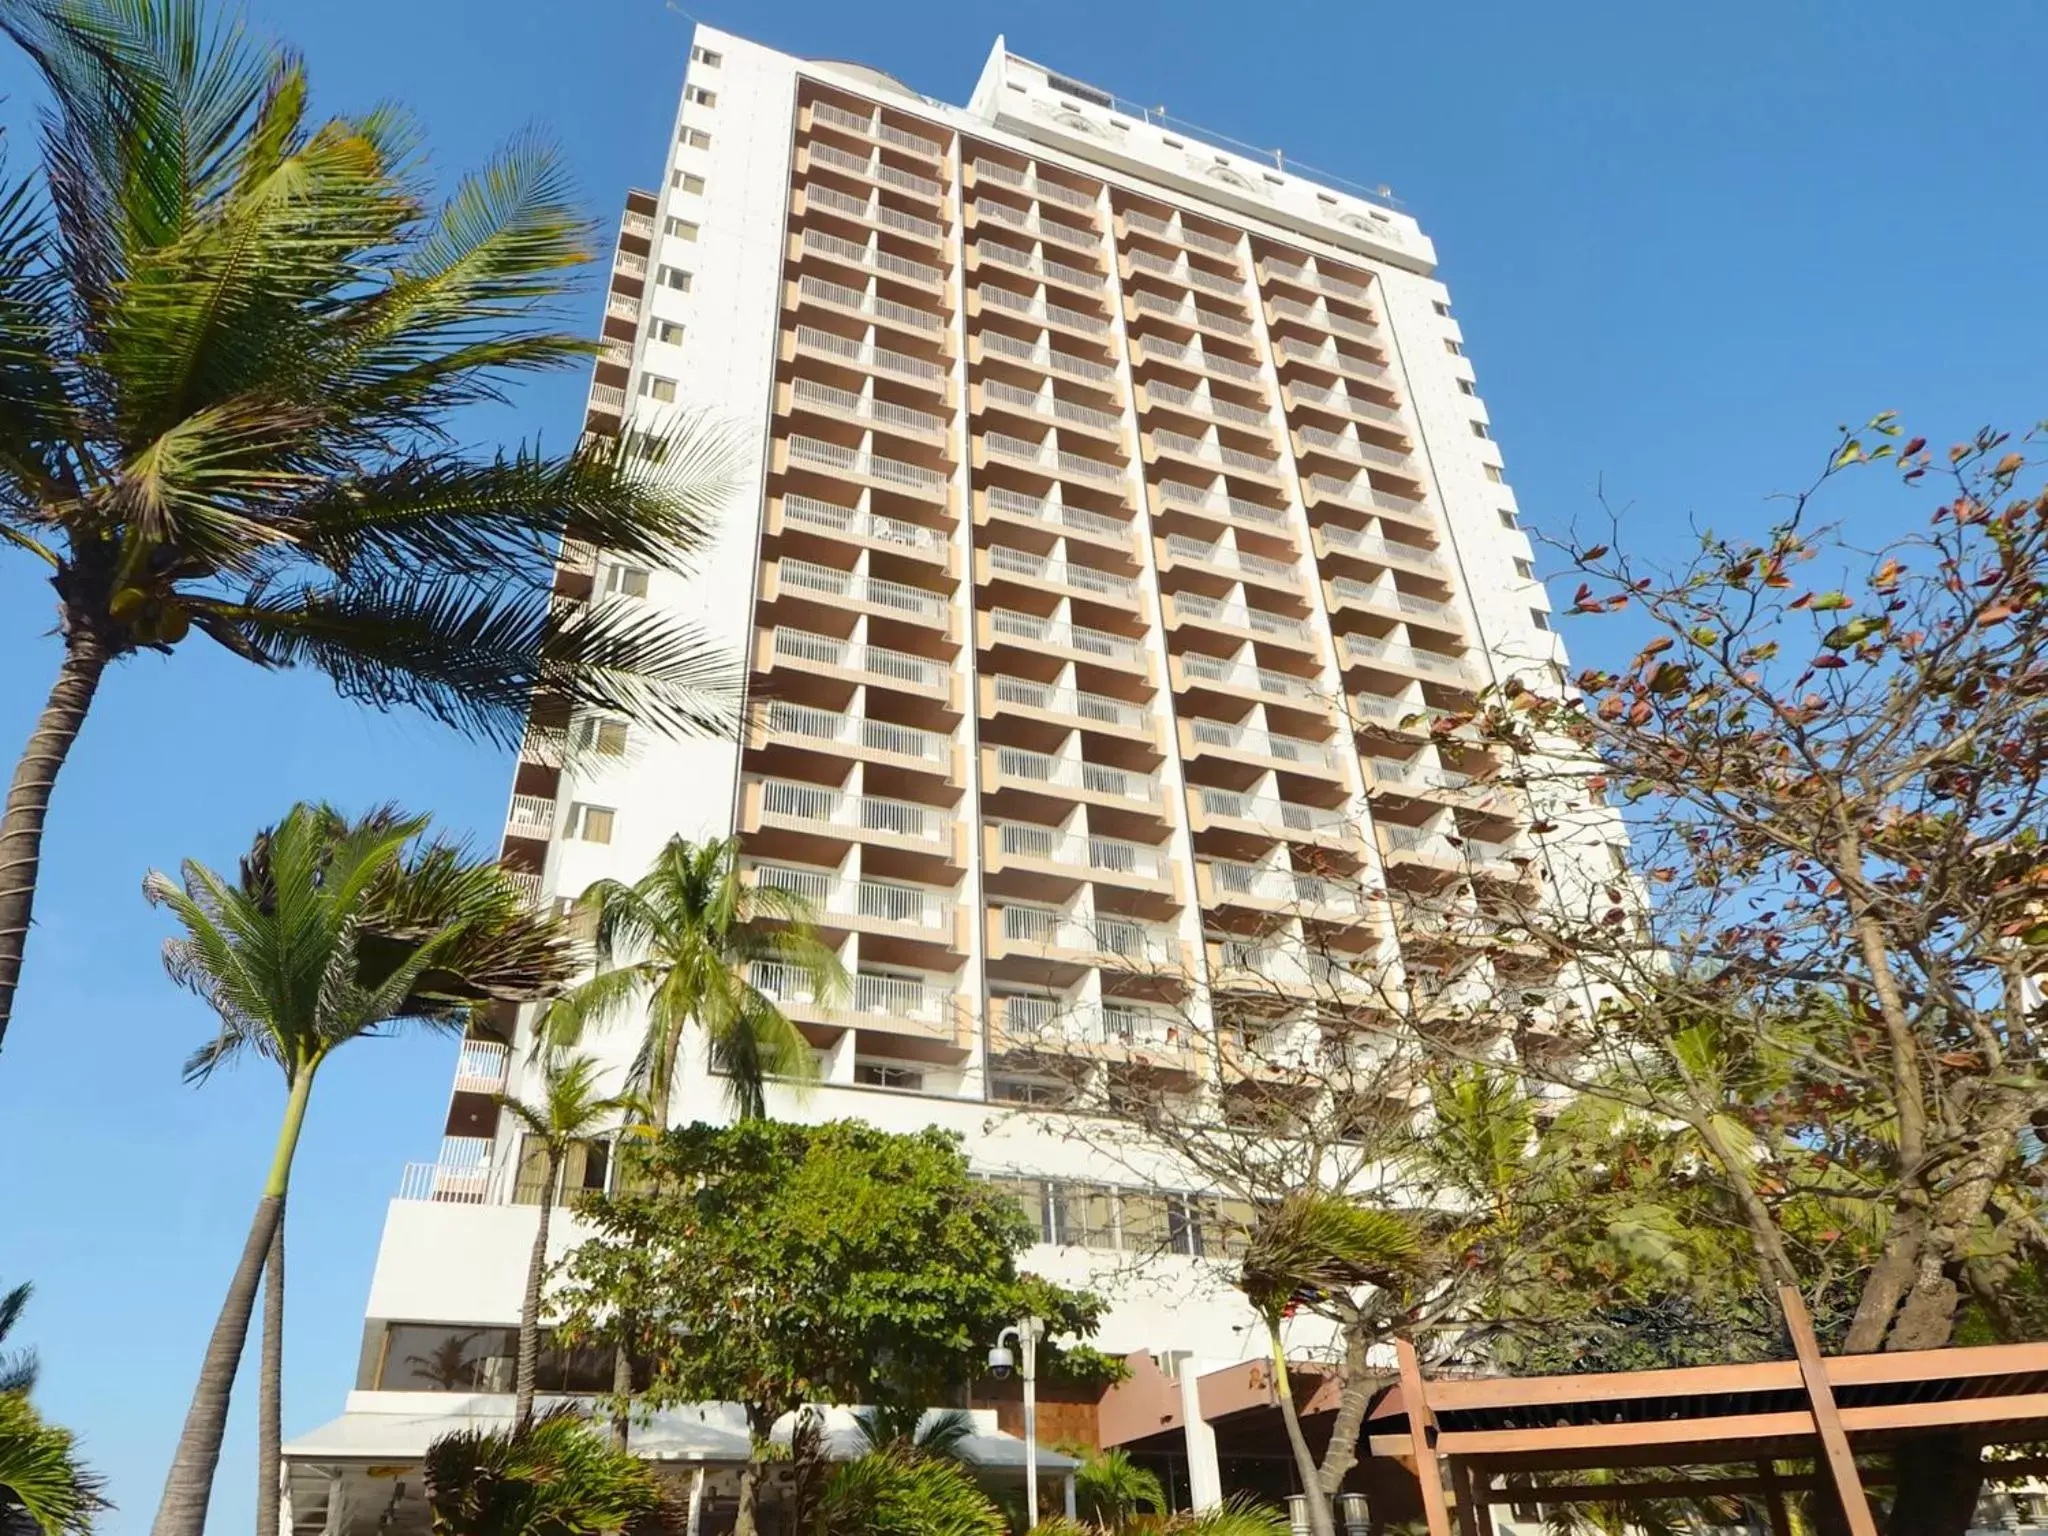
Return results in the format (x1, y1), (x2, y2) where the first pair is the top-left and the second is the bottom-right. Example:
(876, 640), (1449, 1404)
(991, 1316), (1045, 1524)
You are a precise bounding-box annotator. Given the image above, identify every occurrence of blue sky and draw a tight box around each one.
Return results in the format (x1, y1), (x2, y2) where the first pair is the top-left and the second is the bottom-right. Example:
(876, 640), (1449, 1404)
(0, 0), (2042, 1530)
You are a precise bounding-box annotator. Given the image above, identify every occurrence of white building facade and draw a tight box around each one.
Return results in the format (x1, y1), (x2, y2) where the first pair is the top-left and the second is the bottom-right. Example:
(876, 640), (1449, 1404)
(289, 26), (1632, 1533)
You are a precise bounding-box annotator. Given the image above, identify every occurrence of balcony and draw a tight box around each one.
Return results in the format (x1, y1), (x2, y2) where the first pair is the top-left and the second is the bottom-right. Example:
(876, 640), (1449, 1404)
(1313, 521), (1444, 574)
(769, 557), (953, 632)
(759, 626), (954, 702)
(588, 382), (626, 418)
(1273, 336), (1390, 387)
(748, 863), (963, 946)
(452, 1040), (510, 1095)
(1349, 695), (1472, 740)
(798, 140), (945, 203)
(750, 960), (971, 1052)
(1151, 479), (1292, 534)
(779, 435), (952, 506)
(1131, 333), (1263, 385)
(1165, 591), (1317, 652)
(976, 379), (1126, 443)
(967, 197), (1099, 254)
(970, 238), (1105, 296)
(1119, 207), (1242, 263)
(987, 820), (1174, 892)
(1325, 577), (1464, 636)
(974, 327), (1119, 386)
(785, 377), (949, 443)
(620, 208), (655, 239)
(989, 995), (1196, 1075)
(1266, 295), (1381, 346)
(796, 182), (944, 247)
(1377, 823), (1466, 872)
(604, 294), (640, 325)
(1158, 533), (1299, 592)
(773, 494), (953, 571)
(982, 544), (1139, 606)
(1127, 288), (1254, 340)
(968, 157), (1097, 213)
(805, 100), (946, 162)
(1122, 247), (1245, 302)
(1145, 429), (1282, 485)
(982, 674), (1154, 741)
(786, 325), (949, 391)
(1210, 939), (1376, 1001)
(1258, 257), (1373, 306)
(1285, 380), (1405, 431)
(1301, 473), (1432, 528)
(1188, 786), (1353, 845)
(1362, 755), (1486, 805)
(505, 793), (555, 841)
(1182, 716), (1340, 776)
(747, 778), (959, 859)
(397, 1137), (500, 1204)
(978, 430), (1127, 491)
(1338, 633), (1479, 688)
(1139, 379), (1273, 434)
(754, 699), (956, 776)
(975, 486), (1133, 551)
(981, 607), (1147, 673)
(1172, 650), (1328, 712)
(795, 229), (946, 293)
(1198, 858), (1363, 917)
(792, 274), (949, 345)
(986, 904), (1182, 968)
(971, 283), (1111, 339)
(982, 744), (1163, 809)
(1294, 425), (1415, 476)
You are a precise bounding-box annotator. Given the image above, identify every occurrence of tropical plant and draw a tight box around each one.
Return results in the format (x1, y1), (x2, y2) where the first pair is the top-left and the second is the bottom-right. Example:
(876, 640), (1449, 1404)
(0, 0), (746, 1059)
(0, 1288), (33, 1397)
(554, 1119), (1103, 1536)
(1236, 1194), (1423, 1536)
(851, 1404), (977, 1463)
(1031, 1494), (1292, 1536)
(422, 1407), (660, 1536)
(0, 1392), (103, 1536)
(546, 835), (844, 1122)
(1072, 1448), (1164, 1529)
(147, 804), (581, 1536)
(495, 1054), (643, 1427)
(816, 1447), (1005, 1536)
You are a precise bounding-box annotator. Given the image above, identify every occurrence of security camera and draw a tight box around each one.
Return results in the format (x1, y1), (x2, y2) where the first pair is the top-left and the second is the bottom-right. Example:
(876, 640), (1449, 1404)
(986, 1344), (1015, 1380)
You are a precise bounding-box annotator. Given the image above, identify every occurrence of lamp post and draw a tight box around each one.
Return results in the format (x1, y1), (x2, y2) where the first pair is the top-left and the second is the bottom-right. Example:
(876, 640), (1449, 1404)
(993, 1316), (1045, 1525)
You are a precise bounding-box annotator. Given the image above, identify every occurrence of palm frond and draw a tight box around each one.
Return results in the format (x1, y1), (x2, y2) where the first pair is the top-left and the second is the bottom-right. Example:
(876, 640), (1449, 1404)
(0, 1389), (104, 1536)
(0, 1282), (36, 1396)
(1238, 1192), (1423, 1322)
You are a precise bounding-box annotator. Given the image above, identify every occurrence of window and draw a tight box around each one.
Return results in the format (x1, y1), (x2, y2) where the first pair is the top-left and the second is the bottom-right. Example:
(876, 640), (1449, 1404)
(690, 45), (721, 65)
(672, 170), (706, 194)
(1445, 338), (1464, 356)
(658, 266), (692, 291)
(684, 85), (716, 107)
(1513, 557), (1535, 579)
(1471, 421), (1490, 440)
(681, 127), (712, 150)
(1433, 300), (1451, 317)
(573, 717), (629, 756)
(603, 564), (650, 599)
(652, 319), (685, 345)
(1044, 1183), (1117, 1248)
(1498, 509), (1519, 530)
(1484, 464), (1504, 484)
(1529, 607), (1550, 632)
(566, 804), (615, 844)
(515, 1133), (610, 1204)
(1457, 378), (1476, 396)
(854, 1062), (924, 1091)
(664, 216), (699, 240)
(991, 1077), (1066, 1107)
(639, 375), (676, 402)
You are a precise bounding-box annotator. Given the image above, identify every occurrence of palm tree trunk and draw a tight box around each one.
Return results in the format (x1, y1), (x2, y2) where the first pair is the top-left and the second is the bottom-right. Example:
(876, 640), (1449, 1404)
(256, 1211), (285, 1536)
(513, 1153), (558, 1428)
(0, 628), (109, 1054)
(1267, 1326), (1336, 1536)
(152, 1067), (317, 1536)
(610, 1332), (632, 1449)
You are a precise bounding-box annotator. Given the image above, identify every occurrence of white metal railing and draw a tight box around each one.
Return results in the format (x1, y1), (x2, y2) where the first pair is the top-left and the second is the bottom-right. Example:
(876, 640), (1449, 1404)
(978, 327), (1118, 382)
(772, 627), (947, 690)
(798, 274), (945, 333)
(589, 383), (626, 411)
(620, 209), (655, 237)
(990, 745), (1161, 803)
(1206, 859), (1362, 914)
(787, 435), (948, 491)
(991, 821), (1164, 881)
(976, 284), (1110, 336)
(790, 377), (946, 436)
(803, 181), (944, 242)
(613, 250), (647, 278)
(806, 139), (943, 198)
(801, 229), (944, 287)
(811, 101), (945, 159)
(1303, 473), (1426, 519)
(1381, 824), (1461, 861)
(1188, 717), (1334, 769)
(601, 339), (633, 369)
(1271, 296), (1375, 343)
(976, 238), (1104, 289)
(988, 608), (1142, 665)
(1144, 379), (1270, 428)
(780, 557), (948, 623)
(1165, 533), (1297, 585)
(792, 324), (945, 382)
(780, 495), (944, 556)
(1151, 429), (1278, 477)
(1319, 522), (1444, 569)
(1196, 787), (1349, 836)
(974, 197), (1097, 250)
(1132, 288), (1252, 337)
(995, 995), (1183, 1051)
(397, 1137), (500, 1204)
(1176, 649), (1322, 704)
(557, 538), (598, 575)
(506, 794), (554, 837)
(982, 431), (1124, 484)
(1171, 590), (1313, 643)
(1467, 838), (1527, 866)
(1124, 208), (1239, 260)
(1276, 336), (1388, 381)
(1154, 479), (1289, 528)
(1127, 247), (1243, 300)
(1342, 634), (1477, 684)
(971, 157), (1097, 212)
(751, 863), (954, 933)
(990, 674), (1149, 731)
(759, 778), (950, 846)
(996, 906), (1176, 964)
(605, 294), (640, 322)
(982, 379), (1123, 434)
(987, 544), (1136, 601)
(1135, 334), (1262, 382)
(982, 486), (1130, 542)
(762, 700), (950, 764)
(452, 1040), (510, 1094)
(1288, 380), (1404, 429)
(505, 870), (543, 905)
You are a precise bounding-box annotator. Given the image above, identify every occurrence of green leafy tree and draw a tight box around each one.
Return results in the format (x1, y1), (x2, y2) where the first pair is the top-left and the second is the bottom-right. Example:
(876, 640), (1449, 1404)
(0, 0), (746, 1057)
(546, 835), (844, 1121)
(422, 1407), (660, 1536)
(494, 1054), (643, 1428)
(147, 804), (581, 1536)
(554, 1119), (1104, 1536)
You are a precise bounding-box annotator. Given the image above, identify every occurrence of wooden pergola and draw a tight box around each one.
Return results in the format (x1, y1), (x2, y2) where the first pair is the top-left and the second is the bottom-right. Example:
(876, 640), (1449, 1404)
(1364, 1289), (2048, 1535)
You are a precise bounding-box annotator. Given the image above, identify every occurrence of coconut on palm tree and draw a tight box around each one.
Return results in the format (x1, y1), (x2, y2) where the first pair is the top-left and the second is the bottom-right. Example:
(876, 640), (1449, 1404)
(544, 836), (845, 1123)
(495, 1053), (643, 1427)
(0, 0), (745, 1058)
(148, 804), (583, 1536)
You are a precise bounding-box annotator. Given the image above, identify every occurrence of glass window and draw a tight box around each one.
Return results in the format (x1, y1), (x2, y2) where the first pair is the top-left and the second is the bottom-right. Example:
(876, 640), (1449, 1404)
(690, 45), (721, 65)
(671, 170), (706, 194)
(639, 375), (677, 402)
(1471, 421), (1490, 440)
(658, 266), (692, 292)
(1512, 557), (1535, 578)
(682, 128), (712, 150)
(684, 85), (717, 107)
(604, 564), (649, 599)
(1530, 608), (1550, 631)
(854, 1062), (924, 1091)
(1484, 464), (1504, 484)
(652, 320), (685, 346)
(664, 217), (699, 240)
(1445, 338), (1464, 356)
(1457, 379), (1476, 396)
(566, 805), (615, 845)
(574, 717), (629, 756)
(378, 1324), (517, 1392)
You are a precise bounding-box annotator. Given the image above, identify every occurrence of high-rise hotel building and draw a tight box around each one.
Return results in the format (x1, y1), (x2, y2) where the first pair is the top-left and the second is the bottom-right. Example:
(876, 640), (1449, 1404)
(285, 23), (1628, 1525)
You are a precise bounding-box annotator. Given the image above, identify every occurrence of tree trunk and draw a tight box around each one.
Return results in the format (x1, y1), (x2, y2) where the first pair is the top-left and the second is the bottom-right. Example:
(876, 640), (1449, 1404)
(1886, 1435), (1983, 1536)
(513, 1154), (558, 1428)
(0, 627), (109, 1053)
(152, 1068), (316, 1536)
(1315, 1325), (1385, 1499)
(256, 1210), (285, 1536)
(610, 1330), (632, 1449)
(733, 1456), (763, 1536)
(1267, 1325), (1337, 1536)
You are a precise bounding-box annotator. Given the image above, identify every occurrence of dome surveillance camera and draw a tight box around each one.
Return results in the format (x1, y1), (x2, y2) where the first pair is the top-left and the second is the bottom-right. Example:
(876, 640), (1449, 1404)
(986, 1344), (1015, 1380)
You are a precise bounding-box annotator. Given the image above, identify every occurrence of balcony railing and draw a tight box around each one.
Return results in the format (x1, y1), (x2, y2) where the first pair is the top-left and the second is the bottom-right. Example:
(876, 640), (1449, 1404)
(1303, 473), (1428, 520)
(994, 995), (1186, 1052)
(995, 905), (1178, 963)
(1126, 247), (1244, 300)
(987, 607), (1143, 665)
(1188, 717), (1334, 769)
(1365, 756), (1479, 795)
(759, 778), (951, 848)
(1164, 533), (1298, 585)
(806, 139), (944, 198)
(973, 197), (1097, 250)
(780, 495), (946, 558)
(762, 699), (950, 766)
(991, 744), (1161, 804)
(1131, 289), (1252, 337)
(1151, 429), (1279, 478)
(979, 327), (1117, 383)
(1327, 577), (1461, 630)
(971, 157), (1096, 211)
(982, 431), (1125, 485)
(1341, 634), (1478, 684)
(982, 486), (1130, 542)
(605, 294), (640, 323)
(976, 283), (1110, 336)
(771, 627), (947, 690)
(1171, 591), (1314, 644)
(802, 181), (943, 242)
(1176, 650), (1323, 705)
(1289, 380), (1404, 428)
(1135, 334), (1262, 382)
(787, 435), (949, 491)
(1262, 259), (1372, 304)
(994, 820), (1167, 881)
(1123, 207), (1239, 260)
(1297, 425), (1412, 472)
(987, 544), (1136, 602)
(1155, 479), (1290, 529)
(779, 557), (949, 623)
(811, 100), (945, 158)
(751, 863), (955, 935)
(982, 379), (1123, 433)
(1380, 824), (1462, 861)
(793, 325), (945, 382)
(620, 209), (655, 238)
(452, 1040), (510, 1094)
(397, 1137), (500, 1204)
(589, 383), (626, 412)
(1269, 296), (1380, 345)
(1144, 379), (1271, 429)
(506, 794), (554, 838)
(801, 229), (945, 287)
(1195, 786), (1350, 837)
(976, 238), (1104, 289)
(1275, 336), (1388, 382)
(1205, 859), (1361, 914)
(790, 377), (947, 437)
(798, 274), (945, 334)
(1318, 522), (1443, 570)
(750, 960), (962, 1034)
(990, 674), (1149, 732)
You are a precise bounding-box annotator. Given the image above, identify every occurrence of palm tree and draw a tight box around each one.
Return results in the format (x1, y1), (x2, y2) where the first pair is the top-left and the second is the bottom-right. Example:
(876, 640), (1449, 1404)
(422, 1408), (659, 1536)
(851, 1404), (978, 1462)
(0, 1393), (103, 1536)
(495, 1053), (642, 1427)
(817, 1447), (1006, 1536)
(0, 1287), (34, 1397)
(545, 836), (845, 1124)
(147, 804), (581, 1536)
(0, 0), (745, 1056)
(1073, 1449), (1165, 1529)
(1236, 1193), (1422, 1536)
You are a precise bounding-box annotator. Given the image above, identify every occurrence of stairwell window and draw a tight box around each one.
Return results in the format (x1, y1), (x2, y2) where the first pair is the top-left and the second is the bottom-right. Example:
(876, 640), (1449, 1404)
(573, 717), (630, 756)
(652, 320), (685, 345)
(690, 45), (722, 65)
(684, 85), (717, 107)
(566, 804), (616, 844)
(1513, 557), (1535, 578)
(603, 564), (650, 599)
(658, 266), (693, 291)
(639, 375), (677, 402)
(681, 127), (712, 150)
(1498, 509), (1519, 530)
(1471, 421), (1490, 439)
(1529, 608), (1551, 631)
(672, 170), (706, 194)
(664, 216), (699, 240)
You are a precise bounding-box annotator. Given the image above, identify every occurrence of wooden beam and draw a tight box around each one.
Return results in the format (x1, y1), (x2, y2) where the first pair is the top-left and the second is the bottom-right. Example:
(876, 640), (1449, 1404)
(1447, 1458), (1483, 1536)
(1396, 1337), (1454, 1536)
(1779, 1284), (1878, 1536)
(1424, 1359), (1803, 1413)
(1439, 1409), (1815, 1456)
(1758, 1461), (1794, 1536)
